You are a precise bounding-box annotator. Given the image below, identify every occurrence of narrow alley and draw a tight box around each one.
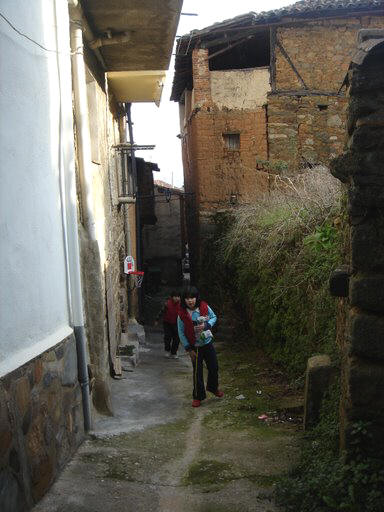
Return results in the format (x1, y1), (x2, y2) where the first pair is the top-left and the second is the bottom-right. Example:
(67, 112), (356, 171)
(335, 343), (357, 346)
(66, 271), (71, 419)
(32, 326), (300, 512)
(2, 0), (384, 511)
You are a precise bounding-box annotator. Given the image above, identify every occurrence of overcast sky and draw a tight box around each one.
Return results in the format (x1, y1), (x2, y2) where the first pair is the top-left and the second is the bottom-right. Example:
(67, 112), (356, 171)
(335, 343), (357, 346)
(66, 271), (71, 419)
(132, 0), (294, 188)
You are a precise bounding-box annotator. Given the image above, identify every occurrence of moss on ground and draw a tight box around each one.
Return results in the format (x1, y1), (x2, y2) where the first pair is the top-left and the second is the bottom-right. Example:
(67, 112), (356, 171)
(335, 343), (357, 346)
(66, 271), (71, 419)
(203, 342), (302, 436)
(183, 458), (281, 490)
(183, 459), (236, 487)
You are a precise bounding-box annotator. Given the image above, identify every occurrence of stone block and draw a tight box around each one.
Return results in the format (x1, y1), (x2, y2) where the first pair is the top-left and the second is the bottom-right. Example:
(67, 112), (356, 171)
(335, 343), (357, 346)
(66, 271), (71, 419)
(351, 220), (384, 272)
(21, 407), (32, 435)
(350, 274), (384, 312)
(0, 469), (26, 512)
(304, 355), (335, 430)
(329, 266), (350, 297)
(15, 376), (30, 418)
(0, 389), (12, 461)
(349, 125), (384, 151)
(350, 64), (384, 95)
(34, 359), (43, 385)
(119, 339), (140, 367)
(349, 358), (384, 410)
(54, 344), (65, 361)
(30, 455), (54, 502)
(330, 151), (354, 183)
(347, 95), (383, 135)
(62, 339), (78, 387)
(350, 183), (384, 209)
(349, 311), (384, 360)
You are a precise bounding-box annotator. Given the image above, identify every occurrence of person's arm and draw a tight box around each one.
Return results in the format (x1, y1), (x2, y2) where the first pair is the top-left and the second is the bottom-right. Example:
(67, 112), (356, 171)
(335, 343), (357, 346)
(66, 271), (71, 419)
(178, 316), (197, 362)
(177, 317), (191, 350)
(205, 306), (217, 329)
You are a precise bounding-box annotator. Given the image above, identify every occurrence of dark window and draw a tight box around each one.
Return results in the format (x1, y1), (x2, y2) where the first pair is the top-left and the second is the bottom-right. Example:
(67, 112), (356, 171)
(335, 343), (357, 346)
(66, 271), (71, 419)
(209, 29), (270, 71)
(223, 133), (240, 150)
(317, 104), (328, 111)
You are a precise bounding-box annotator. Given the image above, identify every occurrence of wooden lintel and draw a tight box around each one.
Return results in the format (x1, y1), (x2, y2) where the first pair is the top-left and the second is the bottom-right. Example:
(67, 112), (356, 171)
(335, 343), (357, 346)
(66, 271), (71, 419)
(270, 27), (277, 92)
(269, 89), (346, 97)
(202, 31), (257, 49)
(207, 35), (255, 60)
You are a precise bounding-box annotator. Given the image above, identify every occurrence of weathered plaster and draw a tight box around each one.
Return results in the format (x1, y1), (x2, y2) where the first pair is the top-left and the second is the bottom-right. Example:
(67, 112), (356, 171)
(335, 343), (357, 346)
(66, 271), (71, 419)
(211, 68), (271, 110)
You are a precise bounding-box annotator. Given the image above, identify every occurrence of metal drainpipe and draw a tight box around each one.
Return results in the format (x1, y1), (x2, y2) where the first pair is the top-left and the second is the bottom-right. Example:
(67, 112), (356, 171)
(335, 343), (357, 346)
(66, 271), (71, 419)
(53, 0), (91, 431)
(70, 13), (97, 241)
(125, 103), (143, 316)
(124, 198), (135, 321)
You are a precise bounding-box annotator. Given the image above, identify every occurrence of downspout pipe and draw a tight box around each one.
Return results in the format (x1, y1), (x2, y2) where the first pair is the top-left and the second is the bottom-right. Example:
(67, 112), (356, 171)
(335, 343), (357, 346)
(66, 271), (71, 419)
(125, 103), (141, 269)
(125, 103), (143, 317)
(53, 0), (91, 431)
(69, 4), (97, 242)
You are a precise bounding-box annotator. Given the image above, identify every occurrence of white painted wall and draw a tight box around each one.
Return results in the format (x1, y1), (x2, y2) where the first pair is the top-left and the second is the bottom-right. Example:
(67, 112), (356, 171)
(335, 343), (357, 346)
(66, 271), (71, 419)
(0, 0), (74, 375)
(211, 67), (271, 110)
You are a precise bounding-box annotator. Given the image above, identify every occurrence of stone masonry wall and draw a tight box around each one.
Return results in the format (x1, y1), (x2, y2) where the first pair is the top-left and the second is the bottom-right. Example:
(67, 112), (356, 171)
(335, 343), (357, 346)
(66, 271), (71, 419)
(269, 16), (384, 170)
(268, 94), (347, 169)
(0, 335), (84, 511)
(330, 39), (384, 457)
(81, 67), (128, 411)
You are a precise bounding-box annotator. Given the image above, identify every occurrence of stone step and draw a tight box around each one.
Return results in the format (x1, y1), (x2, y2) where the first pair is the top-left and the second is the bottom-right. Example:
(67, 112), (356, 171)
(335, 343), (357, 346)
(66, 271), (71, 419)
(127, 322), (146, 345)
(119, 334), (140, 367)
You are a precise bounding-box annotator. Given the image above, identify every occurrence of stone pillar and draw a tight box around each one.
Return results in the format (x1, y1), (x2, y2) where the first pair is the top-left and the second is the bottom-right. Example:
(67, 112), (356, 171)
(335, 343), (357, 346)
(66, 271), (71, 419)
(191, 48), (211, 108)
(330, 34), (384, 457)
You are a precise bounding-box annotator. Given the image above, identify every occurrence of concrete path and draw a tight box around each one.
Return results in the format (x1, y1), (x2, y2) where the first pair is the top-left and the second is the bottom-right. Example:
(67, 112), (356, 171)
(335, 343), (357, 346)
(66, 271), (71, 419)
(33, 328), (299, 512)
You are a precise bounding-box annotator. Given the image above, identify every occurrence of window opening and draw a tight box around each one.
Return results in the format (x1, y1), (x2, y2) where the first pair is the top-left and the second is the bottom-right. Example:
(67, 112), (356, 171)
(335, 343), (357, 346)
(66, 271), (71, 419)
(209, 29), (270, 71)
(223, 133), (240, 150)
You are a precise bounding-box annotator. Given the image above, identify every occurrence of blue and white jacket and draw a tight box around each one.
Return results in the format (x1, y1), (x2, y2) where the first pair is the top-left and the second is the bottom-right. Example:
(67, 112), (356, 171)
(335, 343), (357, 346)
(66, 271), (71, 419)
(177, 305), (217, 350)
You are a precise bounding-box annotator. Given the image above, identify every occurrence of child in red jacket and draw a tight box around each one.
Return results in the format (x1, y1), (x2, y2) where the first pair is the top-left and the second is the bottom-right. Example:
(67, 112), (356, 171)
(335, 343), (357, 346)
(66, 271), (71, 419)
(156, 291), (181, 359)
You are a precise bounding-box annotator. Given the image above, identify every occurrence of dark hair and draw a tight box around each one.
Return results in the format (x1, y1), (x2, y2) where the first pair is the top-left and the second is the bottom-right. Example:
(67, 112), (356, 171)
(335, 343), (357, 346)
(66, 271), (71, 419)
(170, 290), (180, 298)
(181, 286), (201, 309)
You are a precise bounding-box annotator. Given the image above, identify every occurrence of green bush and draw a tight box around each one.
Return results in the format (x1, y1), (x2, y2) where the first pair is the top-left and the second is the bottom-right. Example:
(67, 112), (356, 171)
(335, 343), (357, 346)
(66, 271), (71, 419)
(213, 168), (345, 377)
(275, 381), (384, 511)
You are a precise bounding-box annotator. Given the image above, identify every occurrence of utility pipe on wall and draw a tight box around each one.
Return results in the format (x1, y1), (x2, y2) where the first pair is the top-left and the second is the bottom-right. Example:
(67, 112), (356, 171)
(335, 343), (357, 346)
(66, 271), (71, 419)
(125, 103), (143, 317)
(69, 2), (96, 242)
(53, 0), (91, 431)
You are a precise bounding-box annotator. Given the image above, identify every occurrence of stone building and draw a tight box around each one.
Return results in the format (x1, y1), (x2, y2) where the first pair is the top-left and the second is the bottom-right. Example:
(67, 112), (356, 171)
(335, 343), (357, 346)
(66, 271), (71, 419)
(0, 0), (181, 510)
(330, 29), (384, 458)
(142, 180), (186, 288)
(171, 0), (384, 276)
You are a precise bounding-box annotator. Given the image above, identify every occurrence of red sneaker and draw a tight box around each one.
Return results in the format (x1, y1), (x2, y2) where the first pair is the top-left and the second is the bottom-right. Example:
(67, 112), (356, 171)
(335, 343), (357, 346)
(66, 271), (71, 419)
(214, 390), (224, 398)
(192, 399), (201, 407)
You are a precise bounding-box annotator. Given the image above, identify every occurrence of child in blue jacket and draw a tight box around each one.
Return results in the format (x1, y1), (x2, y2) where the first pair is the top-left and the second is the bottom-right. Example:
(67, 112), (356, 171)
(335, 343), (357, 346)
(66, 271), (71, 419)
(177, 286), (224, 407)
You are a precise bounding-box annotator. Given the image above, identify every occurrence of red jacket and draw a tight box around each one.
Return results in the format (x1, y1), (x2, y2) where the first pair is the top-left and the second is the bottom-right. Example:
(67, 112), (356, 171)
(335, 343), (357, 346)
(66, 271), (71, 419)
(163, 298), (180, 324)
(178, 301), (208, 346)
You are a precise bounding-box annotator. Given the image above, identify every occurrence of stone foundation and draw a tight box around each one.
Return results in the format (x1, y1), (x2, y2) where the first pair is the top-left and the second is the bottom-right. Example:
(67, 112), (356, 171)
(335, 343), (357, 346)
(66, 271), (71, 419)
(0, 334), (84, 511)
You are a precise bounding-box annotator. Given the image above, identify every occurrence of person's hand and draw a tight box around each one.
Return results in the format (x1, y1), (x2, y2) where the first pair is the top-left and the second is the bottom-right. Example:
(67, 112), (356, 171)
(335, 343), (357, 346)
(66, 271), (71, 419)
(189, 350), (197, 362)
(195, 323), (204, 334)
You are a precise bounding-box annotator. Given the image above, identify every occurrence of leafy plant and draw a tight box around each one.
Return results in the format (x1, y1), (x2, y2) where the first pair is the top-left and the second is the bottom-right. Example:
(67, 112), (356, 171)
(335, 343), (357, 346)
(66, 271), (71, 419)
(205, 167), (345, 377)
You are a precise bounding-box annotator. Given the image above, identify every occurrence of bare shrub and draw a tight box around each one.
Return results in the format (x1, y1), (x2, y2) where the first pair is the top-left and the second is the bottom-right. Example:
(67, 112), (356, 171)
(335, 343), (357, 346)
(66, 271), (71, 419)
(221, 166), (343, 267)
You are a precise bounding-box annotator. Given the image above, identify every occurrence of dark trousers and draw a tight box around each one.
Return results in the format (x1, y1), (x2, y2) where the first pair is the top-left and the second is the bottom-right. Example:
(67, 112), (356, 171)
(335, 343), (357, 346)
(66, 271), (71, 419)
(163, 322), (180, 355)
(192, 343), (219, 400)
